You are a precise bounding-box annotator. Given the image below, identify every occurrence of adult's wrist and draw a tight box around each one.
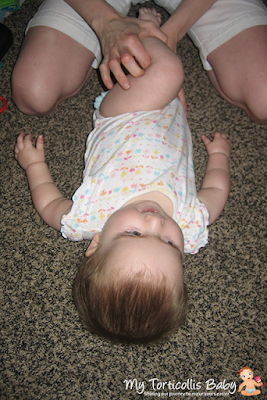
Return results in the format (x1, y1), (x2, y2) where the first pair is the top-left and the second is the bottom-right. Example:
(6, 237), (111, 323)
(90, 5), (121, 38)
(65, 0), (120, 38)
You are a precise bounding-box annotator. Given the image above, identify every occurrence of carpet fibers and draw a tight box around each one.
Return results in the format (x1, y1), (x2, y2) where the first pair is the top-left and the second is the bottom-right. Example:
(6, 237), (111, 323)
(1, 1), (266, 399)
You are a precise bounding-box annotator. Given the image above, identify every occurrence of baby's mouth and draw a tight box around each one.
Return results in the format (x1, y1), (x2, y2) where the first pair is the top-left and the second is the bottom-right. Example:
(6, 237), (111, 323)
(142, 208), (158, 213)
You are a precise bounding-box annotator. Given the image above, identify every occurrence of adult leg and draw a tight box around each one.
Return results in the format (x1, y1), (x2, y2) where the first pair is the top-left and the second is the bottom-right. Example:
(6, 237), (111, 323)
(11, 0), (133, 116)
(12, 26), (95, 116)
(207, 25), (267, 124)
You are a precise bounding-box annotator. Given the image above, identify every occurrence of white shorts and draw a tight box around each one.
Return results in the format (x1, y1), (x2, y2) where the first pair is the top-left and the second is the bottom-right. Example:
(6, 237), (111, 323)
(25, 0), (146, 68)
(26, 0), (267, 70)
(160, 0), (267, 70)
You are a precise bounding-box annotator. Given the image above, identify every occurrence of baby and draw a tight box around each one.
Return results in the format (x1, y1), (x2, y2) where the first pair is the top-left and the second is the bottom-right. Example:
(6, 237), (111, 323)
(15, 9), (231, 343)
(238, 367), (263, 396)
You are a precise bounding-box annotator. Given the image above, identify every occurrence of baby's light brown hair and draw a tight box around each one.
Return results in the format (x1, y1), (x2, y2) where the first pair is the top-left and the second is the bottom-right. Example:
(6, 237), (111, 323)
(73, 248), (188, 344)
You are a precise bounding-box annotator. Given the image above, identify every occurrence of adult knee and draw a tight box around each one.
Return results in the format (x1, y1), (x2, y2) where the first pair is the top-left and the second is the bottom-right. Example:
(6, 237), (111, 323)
(12, 69), (59, 116)
(246, 93), (267, 125)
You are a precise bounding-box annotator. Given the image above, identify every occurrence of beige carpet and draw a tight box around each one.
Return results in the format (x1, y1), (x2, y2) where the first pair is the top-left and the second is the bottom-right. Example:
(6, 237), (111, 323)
(1, 1), (266, 398)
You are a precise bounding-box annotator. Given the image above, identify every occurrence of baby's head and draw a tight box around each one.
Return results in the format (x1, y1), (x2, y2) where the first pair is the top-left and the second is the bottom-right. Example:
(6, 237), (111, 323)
(239, 367), (254, 381)
(73, 200), (188, 343)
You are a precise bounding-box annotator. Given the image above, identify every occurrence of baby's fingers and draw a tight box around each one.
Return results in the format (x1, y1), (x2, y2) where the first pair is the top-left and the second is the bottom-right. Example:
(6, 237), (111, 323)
(36, 135), (44, 150)
(14, 146), (19, 159)
(15, 132), (26, 151)
(23, 133), (34, 148)
(201, 135), (211, 147)
(211, 132), (222, 138)
(212, 132), (228, 140)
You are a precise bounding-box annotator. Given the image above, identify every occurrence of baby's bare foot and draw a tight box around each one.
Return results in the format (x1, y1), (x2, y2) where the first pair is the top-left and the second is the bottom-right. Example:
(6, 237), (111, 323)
(138, 8), (161, 27)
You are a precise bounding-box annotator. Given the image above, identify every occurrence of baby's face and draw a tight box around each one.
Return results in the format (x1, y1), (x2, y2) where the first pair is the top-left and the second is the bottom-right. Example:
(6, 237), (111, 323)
(240, 369), (253, 381)
(94, 200), (184, 283)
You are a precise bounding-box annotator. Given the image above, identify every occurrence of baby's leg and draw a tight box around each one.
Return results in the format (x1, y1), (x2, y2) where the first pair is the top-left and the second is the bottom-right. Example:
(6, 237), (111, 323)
(100, 8), (184, 118)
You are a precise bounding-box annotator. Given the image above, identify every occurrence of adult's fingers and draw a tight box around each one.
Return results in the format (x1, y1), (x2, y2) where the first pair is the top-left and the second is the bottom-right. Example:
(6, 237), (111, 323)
(99, 59), (114, 90)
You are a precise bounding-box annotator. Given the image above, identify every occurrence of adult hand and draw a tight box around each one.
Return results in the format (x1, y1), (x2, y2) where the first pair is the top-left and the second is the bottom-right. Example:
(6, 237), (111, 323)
(99, 15), (167, 90)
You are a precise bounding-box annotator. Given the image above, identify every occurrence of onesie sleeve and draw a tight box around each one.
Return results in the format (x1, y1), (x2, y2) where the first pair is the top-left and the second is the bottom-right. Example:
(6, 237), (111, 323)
(60, 177), (100, 242)
(181, 198), (209, 254)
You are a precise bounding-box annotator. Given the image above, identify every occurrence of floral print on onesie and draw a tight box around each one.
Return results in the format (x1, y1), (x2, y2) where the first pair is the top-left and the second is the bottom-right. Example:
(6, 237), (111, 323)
(61, 97), (209, 254)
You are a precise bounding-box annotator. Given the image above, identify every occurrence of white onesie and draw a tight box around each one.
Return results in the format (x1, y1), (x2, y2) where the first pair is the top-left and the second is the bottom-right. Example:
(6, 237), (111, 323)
(61, 98), (209, 254)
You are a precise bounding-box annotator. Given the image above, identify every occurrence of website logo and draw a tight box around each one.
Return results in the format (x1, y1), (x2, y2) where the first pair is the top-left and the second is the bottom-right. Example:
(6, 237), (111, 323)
(238, 367), (264, 396)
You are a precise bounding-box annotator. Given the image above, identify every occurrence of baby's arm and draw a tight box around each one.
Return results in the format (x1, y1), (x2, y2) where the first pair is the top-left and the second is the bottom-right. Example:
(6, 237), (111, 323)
(197, 132), (231, 224)
(15, 132), (73, 231)
(254, 381), (263, 387)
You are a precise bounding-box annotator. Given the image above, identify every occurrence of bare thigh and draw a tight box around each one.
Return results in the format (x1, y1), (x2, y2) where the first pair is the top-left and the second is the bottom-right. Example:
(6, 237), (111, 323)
(12, 26), (95, 115)
(100, 36), (184, 117)
(207, 25), (267, 123)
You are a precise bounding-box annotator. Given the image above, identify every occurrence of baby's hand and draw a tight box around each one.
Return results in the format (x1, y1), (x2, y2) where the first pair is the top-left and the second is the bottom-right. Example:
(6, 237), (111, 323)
(202, 132), (231, 159)
(14, 132), (45, 171)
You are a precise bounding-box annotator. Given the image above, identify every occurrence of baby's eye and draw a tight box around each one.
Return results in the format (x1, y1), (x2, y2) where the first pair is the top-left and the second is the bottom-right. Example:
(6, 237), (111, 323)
(165, 240), (177, 248)
(165, 240), (173, 245)
(126, 231), (141, 236)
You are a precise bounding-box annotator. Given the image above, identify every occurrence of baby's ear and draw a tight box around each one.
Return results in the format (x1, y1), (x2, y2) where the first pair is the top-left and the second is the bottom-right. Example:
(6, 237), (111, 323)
(85, 233), (100, 257)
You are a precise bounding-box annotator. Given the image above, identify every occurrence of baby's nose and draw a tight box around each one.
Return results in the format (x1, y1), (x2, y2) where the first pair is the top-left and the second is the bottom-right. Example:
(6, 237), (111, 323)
(144, 213), (164, 227)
